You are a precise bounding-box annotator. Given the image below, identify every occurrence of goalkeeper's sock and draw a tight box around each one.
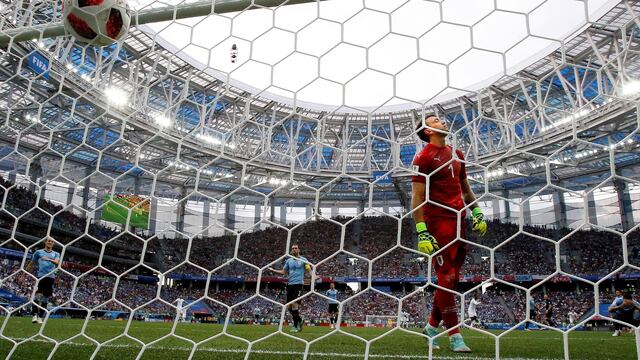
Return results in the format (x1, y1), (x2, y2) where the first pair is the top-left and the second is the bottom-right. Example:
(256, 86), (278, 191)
(38, 299), (48, 318)
(434, 288), (460, 336)
(428, 296), (442, 329)
(290, 309), (300, 328)
(31, 294), (43, 316)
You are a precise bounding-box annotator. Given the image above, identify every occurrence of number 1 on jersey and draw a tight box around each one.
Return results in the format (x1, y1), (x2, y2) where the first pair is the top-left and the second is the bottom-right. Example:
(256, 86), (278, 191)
(448, 164), (454, 178)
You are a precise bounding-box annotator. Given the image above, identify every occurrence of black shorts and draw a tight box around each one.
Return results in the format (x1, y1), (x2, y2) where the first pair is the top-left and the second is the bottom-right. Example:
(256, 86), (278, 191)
(529, 311), (536, 319)
(613, 311), (638, 327)
(36, 277), (54, 297)
(328, 303), (338, 313)
(286, 284), (304, 304)
(470, 316), (478, 322)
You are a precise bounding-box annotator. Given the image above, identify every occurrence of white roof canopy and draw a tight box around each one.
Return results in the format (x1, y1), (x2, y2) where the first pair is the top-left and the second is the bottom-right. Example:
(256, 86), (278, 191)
(132, 0), (619, 112)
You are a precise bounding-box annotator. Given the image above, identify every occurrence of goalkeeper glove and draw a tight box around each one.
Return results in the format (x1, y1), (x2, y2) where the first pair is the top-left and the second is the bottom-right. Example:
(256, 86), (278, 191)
(416, 222), (439, 255)
(471, 207), (487, 236)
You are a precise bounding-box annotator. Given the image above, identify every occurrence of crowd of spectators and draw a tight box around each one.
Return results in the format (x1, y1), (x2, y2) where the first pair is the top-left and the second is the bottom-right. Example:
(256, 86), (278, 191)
(1, 249), (631, 328)
(0, 173), (635, 281)
(1, 174), (639, 328)
(153, 218), (632, 281)
(508, 288), (596, 326)
(0, 176), (152, 269)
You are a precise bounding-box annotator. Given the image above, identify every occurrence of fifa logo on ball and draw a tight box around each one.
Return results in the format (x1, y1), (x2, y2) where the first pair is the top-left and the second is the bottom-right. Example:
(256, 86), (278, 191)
(62, 0), (131, 46)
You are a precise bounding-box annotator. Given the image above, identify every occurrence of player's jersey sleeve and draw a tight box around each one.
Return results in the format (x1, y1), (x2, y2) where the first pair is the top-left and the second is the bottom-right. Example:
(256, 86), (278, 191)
(283, 259), (290, 272)
(411, 150), (430, 183)
(455, 149), (467, 181)
(31, 250), (40, 262)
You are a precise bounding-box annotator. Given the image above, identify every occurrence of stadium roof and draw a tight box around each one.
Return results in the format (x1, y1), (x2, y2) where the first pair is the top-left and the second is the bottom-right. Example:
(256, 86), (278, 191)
(135, 0), (621, 112)
(0, 0), (639, 202)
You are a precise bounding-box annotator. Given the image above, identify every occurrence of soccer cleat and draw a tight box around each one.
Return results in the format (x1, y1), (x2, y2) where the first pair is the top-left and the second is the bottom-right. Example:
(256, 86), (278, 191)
(32, 315), (38, 324)
(612, 330), (621, 337)
(450, 334), (471, 353)
(423, 325), (440, 350)
(290, 327), (300, 333)
(37, 317), (44, 324)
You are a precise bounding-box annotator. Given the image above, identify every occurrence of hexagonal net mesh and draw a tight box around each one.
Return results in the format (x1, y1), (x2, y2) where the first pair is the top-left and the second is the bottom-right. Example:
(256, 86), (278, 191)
(1, 0), (640, 359)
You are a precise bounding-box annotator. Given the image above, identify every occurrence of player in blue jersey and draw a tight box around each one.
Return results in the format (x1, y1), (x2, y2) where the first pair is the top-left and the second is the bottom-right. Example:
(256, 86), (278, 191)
(25, 237), (61, 324)
(609, 291), (640, 336)
(326, 282), (339, 329)
(268, 244), (310, 332)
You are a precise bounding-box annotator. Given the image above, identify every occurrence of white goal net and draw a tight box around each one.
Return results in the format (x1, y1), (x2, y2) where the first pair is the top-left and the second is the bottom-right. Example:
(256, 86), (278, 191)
(0, 0), (640, 359)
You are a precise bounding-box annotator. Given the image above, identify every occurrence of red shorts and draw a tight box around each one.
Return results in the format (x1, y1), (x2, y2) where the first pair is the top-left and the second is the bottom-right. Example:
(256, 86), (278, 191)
(427, 217), (466, 287)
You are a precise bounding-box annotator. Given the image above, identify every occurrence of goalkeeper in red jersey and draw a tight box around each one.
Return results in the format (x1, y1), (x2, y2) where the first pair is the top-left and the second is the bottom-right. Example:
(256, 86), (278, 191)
(411, 115), (487, 353)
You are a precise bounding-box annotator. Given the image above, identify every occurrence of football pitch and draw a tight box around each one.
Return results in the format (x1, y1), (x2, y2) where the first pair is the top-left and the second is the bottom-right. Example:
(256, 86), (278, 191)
(0, 317), (637, 360)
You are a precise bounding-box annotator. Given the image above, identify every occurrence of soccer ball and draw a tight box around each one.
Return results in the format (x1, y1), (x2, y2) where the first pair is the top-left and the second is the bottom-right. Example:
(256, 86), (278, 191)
(62, 0), (131, 47)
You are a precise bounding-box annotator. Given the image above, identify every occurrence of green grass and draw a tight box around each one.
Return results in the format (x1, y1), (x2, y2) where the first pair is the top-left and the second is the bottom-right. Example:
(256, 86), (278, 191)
(0, 317), (636, 359)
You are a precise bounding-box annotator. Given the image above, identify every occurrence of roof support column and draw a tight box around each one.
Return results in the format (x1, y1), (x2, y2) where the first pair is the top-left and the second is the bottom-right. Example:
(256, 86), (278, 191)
(502, 189), (511, 223)
(270, 198), (276, 223)
(176, 186), (186, 234)
(225, 197), (235, 235)
(202, 197), (211, 237)
(358, 200), (366, 215)
(492, 197), (500, 221)
(279, 202), (287, 226)
(254, 201), (261, 225)
(614, 179), (635, 232)
(149, 196), (158, 235)
(522, 195), (532, 226)
(586, 191), (598, 226)
(66, 182), (75, 207)
(305, 202), (313, 219)
(81, 167), (92, 216)
(552, 190), (568, 230)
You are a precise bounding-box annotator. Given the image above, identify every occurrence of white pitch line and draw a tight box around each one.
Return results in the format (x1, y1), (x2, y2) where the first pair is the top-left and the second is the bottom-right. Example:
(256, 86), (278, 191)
(3, 337), (556, 360)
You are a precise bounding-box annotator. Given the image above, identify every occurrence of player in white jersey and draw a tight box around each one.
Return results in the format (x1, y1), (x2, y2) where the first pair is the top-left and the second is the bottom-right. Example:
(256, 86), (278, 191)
(567, 310), (578, 326)
(254, 306), (261, 325)
(174, 298), (186, 322)
(400, 310), (410, 328)
(467, 296), (480, 327)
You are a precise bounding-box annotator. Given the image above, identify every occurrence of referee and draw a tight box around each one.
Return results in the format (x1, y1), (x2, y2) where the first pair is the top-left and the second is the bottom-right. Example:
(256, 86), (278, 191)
(268, 244), (310, 332)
